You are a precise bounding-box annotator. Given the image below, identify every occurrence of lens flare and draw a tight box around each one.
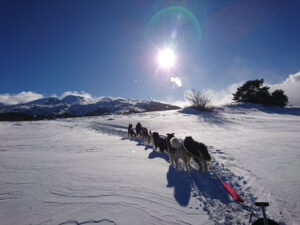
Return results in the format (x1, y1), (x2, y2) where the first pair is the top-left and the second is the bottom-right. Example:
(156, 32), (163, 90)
(147, 6), (202, 38)
(157, 48), (176, 69)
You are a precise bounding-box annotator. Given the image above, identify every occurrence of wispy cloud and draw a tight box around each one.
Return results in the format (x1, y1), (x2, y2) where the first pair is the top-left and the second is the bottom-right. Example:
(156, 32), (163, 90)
(163, 95), (189, 108)
(269, 70), (300, 106)
(202, 83), (242, 106)
(59, 91), (93, 100)
(0, 91), (44, 105)
(170, 76), (182, 88)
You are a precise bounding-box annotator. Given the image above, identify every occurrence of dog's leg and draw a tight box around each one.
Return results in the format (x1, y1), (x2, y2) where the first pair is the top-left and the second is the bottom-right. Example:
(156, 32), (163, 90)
(187, 154), (192, 171)
(183, 154), (190, 172)
(170, 152), (175, 167)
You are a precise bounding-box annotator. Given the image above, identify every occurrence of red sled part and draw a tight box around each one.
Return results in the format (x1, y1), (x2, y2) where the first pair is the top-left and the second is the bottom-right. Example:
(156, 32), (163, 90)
(222, 182), (244, 203)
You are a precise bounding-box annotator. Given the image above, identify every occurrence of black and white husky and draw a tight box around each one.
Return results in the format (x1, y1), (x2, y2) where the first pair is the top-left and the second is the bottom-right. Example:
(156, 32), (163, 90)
(166, 133), (190, 171)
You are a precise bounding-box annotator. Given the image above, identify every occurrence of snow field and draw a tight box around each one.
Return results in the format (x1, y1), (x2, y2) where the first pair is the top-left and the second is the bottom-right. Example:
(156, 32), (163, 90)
(0, 120), (208, 225)
(0, 106), (299, 224)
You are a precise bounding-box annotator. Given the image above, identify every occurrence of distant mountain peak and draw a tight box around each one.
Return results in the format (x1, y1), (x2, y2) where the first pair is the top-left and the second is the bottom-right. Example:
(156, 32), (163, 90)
(27, 97), (60, 105)
(61, 95), (85, 104)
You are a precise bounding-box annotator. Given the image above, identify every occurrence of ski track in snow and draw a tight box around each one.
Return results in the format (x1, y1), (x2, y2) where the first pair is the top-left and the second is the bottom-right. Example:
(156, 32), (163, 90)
(58, 219), (117, 225)
(87, 121), (261, 225)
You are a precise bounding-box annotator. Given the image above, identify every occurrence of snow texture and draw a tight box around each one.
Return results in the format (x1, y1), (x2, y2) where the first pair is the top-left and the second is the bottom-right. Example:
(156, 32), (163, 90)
(0, 104), (299, 225)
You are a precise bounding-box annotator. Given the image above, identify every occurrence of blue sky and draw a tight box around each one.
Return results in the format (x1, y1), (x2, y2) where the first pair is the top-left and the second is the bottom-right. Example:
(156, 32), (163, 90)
(1, 0), (300, 105)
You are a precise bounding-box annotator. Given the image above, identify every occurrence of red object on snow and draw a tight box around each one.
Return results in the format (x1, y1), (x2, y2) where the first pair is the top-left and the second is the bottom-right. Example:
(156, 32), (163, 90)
(222, 182), (244, 203)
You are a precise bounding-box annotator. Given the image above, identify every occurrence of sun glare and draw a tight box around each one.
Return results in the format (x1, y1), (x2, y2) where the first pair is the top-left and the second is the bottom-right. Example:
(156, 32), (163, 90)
(157, 48), (176, 69)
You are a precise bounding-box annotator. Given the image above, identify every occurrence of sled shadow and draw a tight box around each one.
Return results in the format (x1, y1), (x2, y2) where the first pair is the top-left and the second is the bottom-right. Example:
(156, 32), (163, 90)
(166, 165), (231, 207)
(179, 107), (232, 126)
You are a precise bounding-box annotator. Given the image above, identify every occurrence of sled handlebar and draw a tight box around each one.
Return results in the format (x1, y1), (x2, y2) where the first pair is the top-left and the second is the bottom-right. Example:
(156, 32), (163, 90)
(255, 202), (269, 207)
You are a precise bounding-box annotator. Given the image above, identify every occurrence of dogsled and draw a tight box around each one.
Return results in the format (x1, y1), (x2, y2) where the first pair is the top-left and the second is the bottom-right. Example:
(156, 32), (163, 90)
(128, 122), (281, 225)
(211, 170), (280, 225)
(184, 143), (280, 224)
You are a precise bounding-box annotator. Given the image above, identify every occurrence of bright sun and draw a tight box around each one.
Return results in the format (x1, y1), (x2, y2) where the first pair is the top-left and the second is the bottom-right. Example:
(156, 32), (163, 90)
(157, 48), (176, 69)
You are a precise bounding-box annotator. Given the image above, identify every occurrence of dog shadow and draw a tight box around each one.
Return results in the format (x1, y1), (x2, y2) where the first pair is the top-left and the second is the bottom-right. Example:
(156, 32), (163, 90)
(166, 165), (192, 206)
(122, 136), (231, 207)
(166, 165), (231, 207)
(121, 136), (152, 151)
(136, 141), (151, 150)
(148, 150), (170, 163)
(179, 107), (232, 126)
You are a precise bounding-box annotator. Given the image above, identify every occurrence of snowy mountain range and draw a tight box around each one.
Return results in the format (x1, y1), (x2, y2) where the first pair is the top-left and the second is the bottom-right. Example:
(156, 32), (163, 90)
(0, 95), (180, 121)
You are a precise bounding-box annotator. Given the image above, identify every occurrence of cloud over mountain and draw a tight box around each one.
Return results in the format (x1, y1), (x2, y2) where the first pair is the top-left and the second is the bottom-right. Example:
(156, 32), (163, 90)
(59, 91), (93, 100)
(0, 91), (44, 105)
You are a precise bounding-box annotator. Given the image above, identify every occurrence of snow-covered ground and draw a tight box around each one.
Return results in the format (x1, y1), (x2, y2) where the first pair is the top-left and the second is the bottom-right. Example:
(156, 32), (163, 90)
(0, 105), (299, 225)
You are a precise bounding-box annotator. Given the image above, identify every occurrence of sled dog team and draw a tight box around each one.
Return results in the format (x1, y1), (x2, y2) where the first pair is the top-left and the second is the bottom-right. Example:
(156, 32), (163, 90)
(128, 122), (211, 172)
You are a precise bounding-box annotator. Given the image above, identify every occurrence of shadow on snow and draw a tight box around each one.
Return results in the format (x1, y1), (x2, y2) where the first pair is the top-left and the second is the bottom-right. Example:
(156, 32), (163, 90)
(225, 103), (300, 116)
(165, 165), (231, 207)
(179, 107), (233, 126)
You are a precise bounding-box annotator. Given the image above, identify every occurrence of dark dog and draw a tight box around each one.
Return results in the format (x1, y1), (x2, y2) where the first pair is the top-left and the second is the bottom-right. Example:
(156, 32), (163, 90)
(157, 136), (167, 153)
(140, 127), (148, 145)
(152, 132), (160, 151)
(135, 122), (142, 138)
(152, 132), (167, 153)
(183, 136), (211, 172)
(128, 123), (136, 140)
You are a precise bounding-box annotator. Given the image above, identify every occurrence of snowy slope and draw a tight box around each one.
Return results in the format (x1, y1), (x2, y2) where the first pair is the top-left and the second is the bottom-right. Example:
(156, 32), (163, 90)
(0, 105), (299, 225)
